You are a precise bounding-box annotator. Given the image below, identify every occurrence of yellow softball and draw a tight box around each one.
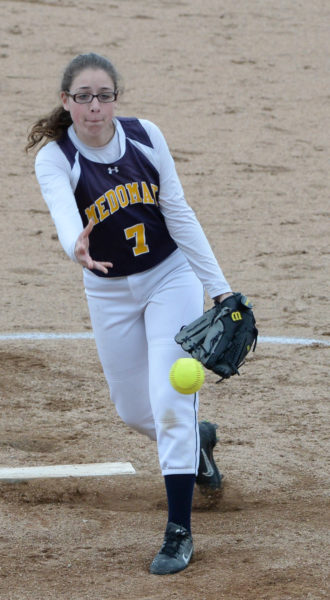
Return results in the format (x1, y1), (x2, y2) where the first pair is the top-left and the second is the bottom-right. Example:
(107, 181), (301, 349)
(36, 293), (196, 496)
(169, 358), (205, 394)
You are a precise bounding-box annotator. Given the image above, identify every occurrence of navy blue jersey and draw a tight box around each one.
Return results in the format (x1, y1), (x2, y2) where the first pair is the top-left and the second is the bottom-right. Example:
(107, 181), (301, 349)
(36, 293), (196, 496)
(57, 117), (177, 277)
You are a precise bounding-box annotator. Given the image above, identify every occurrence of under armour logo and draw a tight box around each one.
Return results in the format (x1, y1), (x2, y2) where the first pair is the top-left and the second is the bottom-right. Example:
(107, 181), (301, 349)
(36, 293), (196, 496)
(108, 166), (119, 175)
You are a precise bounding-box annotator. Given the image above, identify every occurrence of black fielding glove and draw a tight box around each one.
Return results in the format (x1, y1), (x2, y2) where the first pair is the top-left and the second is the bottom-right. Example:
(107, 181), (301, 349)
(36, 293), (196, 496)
(175, 293), (258, 380)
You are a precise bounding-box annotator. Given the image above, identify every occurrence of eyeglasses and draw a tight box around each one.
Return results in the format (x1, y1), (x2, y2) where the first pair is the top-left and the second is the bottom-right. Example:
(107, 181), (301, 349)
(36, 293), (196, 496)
(66, 91), (118, 104)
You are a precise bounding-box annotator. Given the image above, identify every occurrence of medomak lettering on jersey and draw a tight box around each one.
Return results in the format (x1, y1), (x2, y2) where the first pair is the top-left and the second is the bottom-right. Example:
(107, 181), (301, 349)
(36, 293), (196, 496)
(57, 118), (177, 277)
(86, 179), (159, 224)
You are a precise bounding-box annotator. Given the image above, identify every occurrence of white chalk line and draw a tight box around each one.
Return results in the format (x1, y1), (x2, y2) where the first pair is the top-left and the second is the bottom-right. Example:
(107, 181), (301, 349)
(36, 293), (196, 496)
(0, 332), (94, 340)
(258, 336), (329, 346)
(0, 332), (329, 346)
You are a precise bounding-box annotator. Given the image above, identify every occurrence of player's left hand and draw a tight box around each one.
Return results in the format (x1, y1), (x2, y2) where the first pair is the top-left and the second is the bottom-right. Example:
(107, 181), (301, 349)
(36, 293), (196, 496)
(175, 292), (258, 381)
(74, 219), (113, 274)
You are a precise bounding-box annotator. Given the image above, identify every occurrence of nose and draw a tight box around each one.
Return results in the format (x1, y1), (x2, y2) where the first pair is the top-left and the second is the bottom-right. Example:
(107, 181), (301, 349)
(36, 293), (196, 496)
(90, 96), (101, 110)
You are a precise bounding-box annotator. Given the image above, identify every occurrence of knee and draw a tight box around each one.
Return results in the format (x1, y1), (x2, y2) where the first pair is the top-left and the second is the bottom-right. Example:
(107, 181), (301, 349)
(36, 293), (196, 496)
(115, 404), (157, 441)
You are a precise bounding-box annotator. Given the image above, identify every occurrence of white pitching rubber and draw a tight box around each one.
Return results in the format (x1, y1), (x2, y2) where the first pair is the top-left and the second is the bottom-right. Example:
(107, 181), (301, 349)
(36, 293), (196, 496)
(0, 462), (136, 481)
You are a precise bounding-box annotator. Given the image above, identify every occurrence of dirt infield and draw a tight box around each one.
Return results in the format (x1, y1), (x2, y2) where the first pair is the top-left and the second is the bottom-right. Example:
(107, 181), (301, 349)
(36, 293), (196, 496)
(0, 1), (329, 599)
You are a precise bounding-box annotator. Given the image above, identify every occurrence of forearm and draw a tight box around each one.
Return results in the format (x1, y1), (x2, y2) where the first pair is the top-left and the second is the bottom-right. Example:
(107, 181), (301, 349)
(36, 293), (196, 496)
(35, 149), (83, 262)
(161, 198), (232, 298)
(147, 122), (232, 298)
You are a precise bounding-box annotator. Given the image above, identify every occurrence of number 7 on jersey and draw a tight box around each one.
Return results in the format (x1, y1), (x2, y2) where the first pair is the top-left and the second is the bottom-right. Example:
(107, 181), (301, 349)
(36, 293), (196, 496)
(124, 223), (150, 256)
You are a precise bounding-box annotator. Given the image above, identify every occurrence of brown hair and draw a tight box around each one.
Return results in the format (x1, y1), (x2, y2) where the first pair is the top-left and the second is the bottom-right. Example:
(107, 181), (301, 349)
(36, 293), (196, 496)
(26, 53), (122, 152)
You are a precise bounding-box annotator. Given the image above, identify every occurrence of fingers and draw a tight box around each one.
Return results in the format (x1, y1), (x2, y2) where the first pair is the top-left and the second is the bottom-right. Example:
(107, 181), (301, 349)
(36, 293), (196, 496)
(79, 257), (113, 273)
(75, 221), (93, 257)
(75, 220), (113, 273)
(76, 256), (113, 273)
(83, 218), (95, 237)
(78, 219), (94, 245)
(92, 261), (113, 274)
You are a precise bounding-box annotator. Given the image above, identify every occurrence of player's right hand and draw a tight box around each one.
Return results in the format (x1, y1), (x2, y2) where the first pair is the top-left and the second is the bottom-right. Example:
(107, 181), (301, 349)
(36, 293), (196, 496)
(74, 219), (113, 274)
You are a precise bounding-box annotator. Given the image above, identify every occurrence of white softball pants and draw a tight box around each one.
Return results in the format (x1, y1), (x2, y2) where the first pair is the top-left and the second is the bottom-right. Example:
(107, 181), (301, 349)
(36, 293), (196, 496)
(83, 249), (204, 476)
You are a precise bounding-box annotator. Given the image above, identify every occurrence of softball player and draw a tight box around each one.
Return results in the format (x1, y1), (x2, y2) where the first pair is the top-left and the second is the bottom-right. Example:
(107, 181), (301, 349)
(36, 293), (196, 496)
(27, 53), (233, 575)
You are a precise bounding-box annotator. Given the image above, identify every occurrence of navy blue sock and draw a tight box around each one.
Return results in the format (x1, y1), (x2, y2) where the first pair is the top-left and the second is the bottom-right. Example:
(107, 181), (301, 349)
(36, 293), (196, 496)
(164, 474), (196, 533)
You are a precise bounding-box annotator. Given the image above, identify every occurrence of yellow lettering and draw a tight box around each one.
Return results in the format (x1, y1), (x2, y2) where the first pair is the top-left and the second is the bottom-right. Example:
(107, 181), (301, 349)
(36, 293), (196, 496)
(231, 311), (242, 322)
(124, 223), (149, 256)
(85, 204), (99, 224)
(85, 181), (158, 226)
(126, 182), (143, 204)
(151, 184), (159, 204)
(95, 195), (110, 221)
(116, 184), (129, 208)
(105, 189), (119, 214)
(141, 181), (155, 204)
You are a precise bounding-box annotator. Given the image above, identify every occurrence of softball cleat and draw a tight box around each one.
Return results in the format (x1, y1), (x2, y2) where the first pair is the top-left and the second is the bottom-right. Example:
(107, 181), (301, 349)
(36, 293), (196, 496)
(196, 421), (223, 491)
(150, 522), (193, 575)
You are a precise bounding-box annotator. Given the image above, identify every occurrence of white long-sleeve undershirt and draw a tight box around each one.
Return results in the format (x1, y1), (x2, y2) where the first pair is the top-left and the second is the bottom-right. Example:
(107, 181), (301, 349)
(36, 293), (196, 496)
(35, 118), (231, 298)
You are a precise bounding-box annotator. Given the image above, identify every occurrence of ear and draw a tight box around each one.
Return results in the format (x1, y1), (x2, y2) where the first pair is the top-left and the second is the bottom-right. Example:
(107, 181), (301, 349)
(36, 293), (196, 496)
(60, 91), (70, 112)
